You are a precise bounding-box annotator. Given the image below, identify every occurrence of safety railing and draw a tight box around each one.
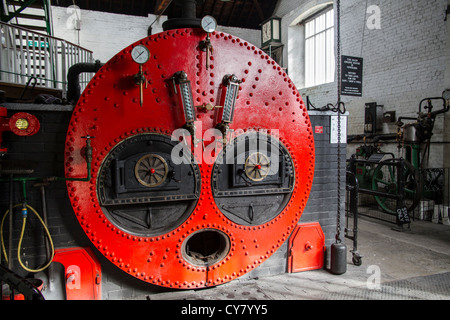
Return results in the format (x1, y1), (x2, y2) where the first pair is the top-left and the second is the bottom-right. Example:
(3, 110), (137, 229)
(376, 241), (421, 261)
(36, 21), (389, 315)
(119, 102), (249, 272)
(347, 156), (412, 229)
(0, 21), (93, 98)
(345, 171), (362, 266)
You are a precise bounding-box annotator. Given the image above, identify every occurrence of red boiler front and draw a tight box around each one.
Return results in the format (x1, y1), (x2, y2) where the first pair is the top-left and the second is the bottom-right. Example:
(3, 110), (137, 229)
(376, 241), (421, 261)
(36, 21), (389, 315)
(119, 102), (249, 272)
(64, 27), (315, 289)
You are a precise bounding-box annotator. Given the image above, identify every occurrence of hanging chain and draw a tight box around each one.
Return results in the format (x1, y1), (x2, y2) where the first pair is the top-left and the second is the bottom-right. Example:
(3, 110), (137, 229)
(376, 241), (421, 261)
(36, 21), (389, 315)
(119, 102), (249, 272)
(335, 0), (342, 244)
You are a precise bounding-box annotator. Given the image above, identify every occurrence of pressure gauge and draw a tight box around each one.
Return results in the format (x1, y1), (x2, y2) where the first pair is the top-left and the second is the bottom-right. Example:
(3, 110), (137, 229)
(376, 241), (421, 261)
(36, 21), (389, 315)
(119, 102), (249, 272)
(201, 15), (217, 34)
(443, 89), (450, 101)
(131, 45), (150, 64)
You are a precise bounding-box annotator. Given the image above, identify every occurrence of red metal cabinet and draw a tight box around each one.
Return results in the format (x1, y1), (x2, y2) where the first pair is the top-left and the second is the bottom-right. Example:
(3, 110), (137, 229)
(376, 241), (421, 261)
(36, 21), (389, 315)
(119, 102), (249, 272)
(52, 247), (101, 300)
(288, 222), (325, 273)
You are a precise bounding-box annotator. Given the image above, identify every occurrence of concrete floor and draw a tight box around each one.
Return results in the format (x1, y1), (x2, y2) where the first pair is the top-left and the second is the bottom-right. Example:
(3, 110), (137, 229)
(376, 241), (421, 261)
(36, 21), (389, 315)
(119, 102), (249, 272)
(144, 216), (450, 300)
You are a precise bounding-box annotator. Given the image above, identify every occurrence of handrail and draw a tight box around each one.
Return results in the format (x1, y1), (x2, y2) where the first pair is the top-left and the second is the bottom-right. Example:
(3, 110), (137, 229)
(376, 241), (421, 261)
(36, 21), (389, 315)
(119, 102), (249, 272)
(0, 21), (91, 51)
(0, 21), (94, 99)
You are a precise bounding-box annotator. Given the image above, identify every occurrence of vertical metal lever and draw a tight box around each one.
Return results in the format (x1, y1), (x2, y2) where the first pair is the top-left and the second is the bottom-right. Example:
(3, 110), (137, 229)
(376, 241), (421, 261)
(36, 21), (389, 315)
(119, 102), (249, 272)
(200, 34), (214, 70)
(134, 65), (147, 107)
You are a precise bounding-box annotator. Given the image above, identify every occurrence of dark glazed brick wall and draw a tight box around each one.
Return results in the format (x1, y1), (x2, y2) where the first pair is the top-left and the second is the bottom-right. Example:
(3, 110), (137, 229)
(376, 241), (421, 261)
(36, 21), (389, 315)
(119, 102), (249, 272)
(245, 111), (347, 280)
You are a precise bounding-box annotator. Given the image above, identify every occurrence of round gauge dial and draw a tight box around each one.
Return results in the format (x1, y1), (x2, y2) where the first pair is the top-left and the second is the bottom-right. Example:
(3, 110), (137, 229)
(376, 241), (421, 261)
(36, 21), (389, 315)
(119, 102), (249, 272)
(201, 15), (217, 33)
(131, 45), (150, 64)
(443, 89), (450, 101)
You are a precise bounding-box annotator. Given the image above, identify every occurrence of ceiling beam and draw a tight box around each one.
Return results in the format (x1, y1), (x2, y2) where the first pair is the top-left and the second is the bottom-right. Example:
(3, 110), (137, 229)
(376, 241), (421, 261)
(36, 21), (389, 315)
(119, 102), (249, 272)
(217, 0), (226, 25)
(226, 0), (238, 26)
(252, 0), (265, 21)
(237, 0), (248, 25)
(154, 0), (172, 15)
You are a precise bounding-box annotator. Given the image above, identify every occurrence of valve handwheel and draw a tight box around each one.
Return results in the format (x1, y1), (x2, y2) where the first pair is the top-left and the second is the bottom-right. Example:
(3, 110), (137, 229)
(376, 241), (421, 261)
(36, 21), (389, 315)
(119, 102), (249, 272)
(244, 152), (270, 182)
(135, 154), (168, 187)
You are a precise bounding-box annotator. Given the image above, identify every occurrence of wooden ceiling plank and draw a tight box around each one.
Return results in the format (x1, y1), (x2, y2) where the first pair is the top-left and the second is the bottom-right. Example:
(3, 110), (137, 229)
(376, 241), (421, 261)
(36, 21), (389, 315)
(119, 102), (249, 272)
(217, 0), (226, 25)
(154, 0), (172, 15)
(252, 0), (265, 21)
(226, 0), (238, 25)
(236, 0), (248, 24)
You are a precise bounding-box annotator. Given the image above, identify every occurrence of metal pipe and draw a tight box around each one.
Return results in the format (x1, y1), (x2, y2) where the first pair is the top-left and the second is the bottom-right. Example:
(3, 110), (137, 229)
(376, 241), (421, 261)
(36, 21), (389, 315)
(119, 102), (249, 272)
(162, 0), (201, 31)
(347, 133), (397, 143)
(67, 60), (104, 104)
(35, 182), (53, 292)
(8, 174), (13, 300)
(419, 97), (446, 114)
(181, 0), (197, 19)
(8, 174), (13, 271)
(36, 184), (50, 259)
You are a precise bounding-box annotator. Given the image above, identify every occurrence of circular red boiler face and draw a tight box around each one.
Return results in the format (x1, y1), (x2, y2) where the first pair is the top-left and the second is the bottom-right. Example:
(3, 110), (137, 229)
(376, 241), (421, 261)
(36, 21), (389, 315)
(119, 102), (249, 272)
(64, 28), (315, 289)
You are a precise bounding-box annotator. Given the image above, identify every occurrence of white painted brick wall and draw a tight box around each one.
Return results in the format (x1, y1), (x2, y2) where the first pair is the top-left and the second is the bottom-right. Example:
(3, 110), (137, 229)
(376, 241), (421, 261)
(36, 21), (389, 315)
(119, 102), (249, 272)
(51, 6), (260, 64)
(51, 6), (166, 63)
(276, 0), (449, 168)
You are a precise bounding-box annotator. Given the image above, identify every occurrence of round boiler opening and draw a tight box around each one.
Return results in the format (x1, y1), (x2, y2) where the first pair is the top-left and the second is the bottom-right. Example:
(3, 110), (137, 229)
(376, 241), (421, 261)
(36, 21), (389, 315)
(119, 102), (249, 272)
(182, 229), (230, 267)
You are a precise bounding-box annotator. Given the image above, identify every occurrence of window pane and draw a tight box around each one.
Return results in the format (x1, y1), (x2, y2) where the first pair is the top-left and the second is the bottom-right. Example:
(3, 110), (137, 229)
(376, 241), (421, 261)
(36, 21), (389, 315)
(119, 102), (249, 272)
(305, 20), (314, 38)
(315, 14), (326, 33)
(326, 28), (335, 82)
(326, 9), (334, 28)
(315, 32), (325, 85)
(305, 37), (315, 87)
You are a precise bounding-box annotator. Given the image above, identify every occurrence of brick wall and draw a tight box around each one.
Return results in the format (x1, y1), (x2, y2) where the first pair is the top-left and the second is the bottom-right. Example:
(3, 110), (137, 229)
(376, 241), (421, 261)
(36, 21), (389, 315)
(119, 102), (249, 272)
(0, 106), (171, 298)
(0, 108), (79, 279)
(244, 112), (348, 279)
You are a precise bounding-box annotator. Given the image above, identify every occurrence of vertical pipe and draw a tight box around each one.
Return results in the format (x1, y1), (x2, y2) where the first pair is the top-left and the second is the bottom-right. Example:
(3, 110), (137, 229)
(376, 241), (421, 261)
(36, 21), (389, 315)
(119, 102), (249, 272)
(26, 31), (31, 83)
(38, 185), (50, 259)
(18, 28), (25, 84)
(8, 174), (13, 270)
(61, 41), (66, 94)
(32, 32), (37, 85)
(181, 0), (197, 19)
(11, 27), (18, 83)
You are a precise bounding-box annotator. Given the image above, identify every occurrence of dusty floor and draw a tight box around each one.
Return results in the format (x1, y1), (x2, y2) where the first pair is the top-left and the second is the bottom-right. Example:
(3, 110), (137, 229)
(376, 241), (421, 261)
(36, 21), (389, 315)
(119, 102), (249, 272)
(143, 216), (450, 300)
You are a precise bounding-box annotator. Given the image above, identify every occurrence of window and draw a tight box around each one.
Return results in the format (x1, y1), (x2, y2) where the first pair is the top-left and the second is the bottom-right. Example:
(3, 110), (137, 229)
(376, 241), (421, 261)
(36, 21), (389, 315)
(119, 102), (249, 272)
(304, 8), (335, 87)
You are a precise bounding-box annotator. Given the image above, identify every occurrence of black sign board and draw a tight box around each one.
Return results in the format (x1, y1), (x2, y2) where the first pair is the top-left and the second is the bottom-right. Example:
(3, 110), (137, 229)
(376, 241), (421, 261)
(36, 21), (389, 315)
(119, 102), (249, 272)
(396, 206), (411, 225)
(341, 56), (363, 97)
